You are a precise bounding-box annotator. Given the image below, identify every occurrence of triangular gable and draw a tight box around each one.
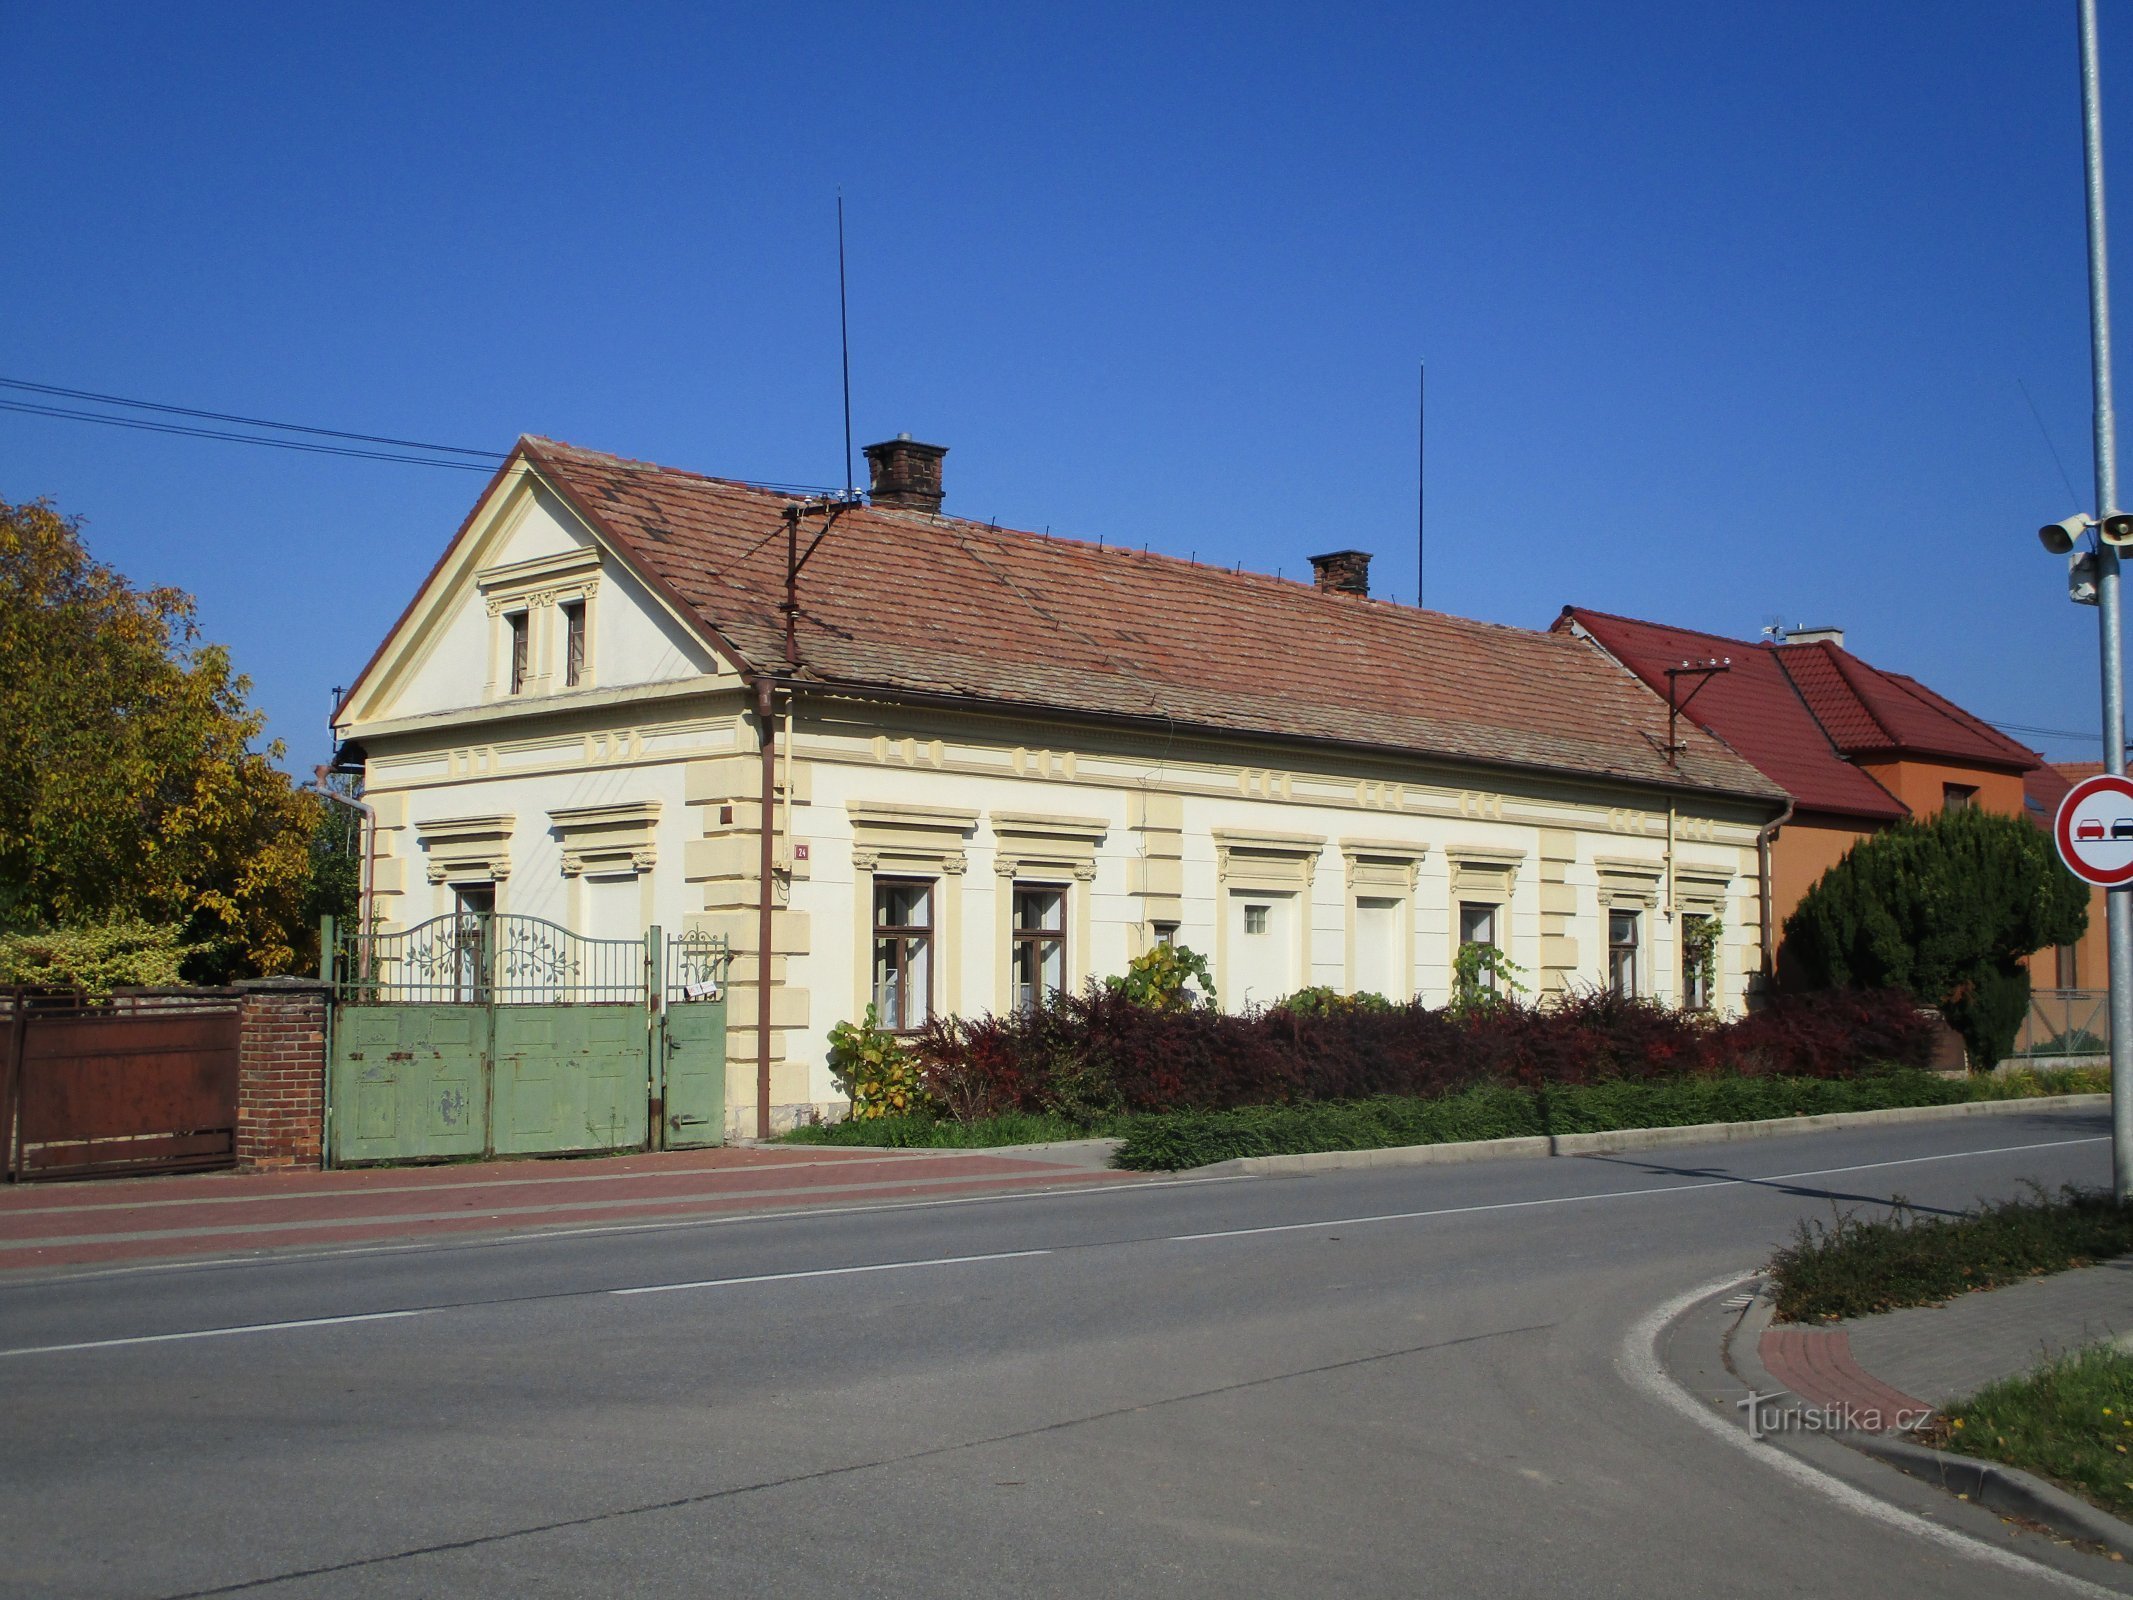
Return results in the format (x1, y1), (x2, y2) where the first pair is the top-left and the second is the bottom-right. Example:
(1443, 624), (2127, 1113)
(336, 442), (746, 731)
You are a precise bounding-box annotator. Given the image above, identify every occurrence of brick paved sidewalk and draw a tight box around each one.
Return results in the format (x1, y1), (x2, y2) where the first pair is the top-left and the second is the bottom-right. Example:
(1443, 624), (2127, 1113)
(1759, 1256), (2133, 1429)
(0, 1142), (1136, 1275)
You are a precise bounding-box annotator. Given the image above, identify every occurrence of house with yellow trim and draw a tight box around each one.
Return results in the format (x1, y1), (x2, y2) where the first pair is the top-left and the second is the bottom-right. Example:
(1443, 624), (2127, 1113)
(333, 435), (1789, 1136)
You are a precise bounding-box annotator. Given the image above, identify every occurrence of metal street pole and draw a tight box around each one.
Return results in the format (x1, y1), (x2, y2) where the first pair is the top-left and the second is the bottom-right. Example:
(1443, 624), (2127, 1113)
(2079, 0), (2133, 1201)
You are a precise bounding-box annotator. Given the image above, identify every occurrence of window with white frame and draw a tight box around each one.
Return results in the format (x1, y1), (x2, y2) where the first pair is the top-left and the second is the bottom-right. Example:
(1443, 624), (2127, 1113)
(872, 880), (935, 1031)
(1681, 912), (1715, 1011)
(1458, 901), (1500, 990)
(1011, 886), (1066, 1012)
(1608, 908), (1641, 998)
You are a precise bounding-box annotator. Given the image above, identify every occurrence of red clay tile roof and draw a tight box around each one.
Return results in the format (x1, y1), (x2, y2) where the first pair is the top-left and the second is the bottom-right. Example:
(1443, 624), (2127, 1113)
(512, 438), (1784, 804)
(1772, 643), (2037, 768)
(1556, 609), (1907, 822)
(2027, 760), (2106, 831)
(1560, 608), (2040, 822)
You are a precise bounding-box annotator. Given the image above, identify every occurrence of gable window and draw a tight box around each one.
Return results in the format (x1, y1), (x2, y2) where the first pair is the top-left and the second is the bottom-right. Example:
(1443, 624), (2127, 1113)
(1011, 886), (1066, 1012)
(506, 611), (529, 695)
(872, 880), (934, 1032)
(562, 600), (586, 688)
(1608, 908), (1641, 998)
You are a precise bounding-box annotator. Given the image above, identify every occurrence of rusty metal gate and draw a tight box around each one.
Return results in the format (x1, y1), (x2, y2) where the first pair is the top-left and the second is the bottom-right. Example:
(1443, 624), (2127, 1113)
(324, 915), (728, 1165)
(2, 989), (242, 1182)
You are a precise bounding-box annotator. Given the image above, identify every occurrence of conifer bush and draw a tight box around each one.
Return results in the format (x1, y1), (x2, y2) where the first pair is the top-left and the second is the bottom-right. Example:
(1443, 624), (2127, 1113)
(1782, 807), (2087, 1070)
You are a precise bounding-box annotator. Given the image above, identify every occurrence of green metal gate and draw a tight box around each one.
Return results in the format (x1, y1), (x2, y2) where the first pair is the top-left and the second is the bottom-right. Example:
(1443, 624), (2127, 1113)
(324, 914), (728, 1165)
(661, 929), (730, 1148)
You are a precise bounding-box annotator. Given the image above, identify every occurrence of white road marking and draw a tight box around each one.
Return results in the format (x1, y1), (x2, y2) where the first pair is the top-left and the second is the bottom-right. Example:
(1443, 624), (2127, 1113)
(1164, 1135), (2108, 1242)
(0, 1309), (429, 1360)
(611, 1248), (1052, 1296)
(1620, 1275), (2122, 1597)
(3, 1176), (1238, 1287)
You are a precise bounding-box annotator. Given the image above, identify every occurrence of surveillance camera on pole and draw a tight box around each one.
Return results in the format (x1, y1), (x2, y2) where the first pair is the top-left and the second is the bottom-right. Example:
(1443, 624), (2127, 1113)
(2040, 513), (2097, 553)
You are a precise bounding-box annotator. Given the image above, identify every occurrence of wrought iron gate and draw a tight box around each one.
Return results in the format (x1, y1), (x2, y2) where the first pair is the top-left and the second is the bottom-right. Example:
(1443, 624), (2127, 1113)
(325, 915), (728, 1165)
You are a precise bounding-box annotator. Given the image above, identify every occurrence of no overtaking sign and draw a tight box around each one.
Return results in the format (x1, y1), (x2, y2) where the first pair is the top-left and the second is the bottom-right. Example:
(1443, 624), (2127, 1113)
(2054, 772), (2133, 887)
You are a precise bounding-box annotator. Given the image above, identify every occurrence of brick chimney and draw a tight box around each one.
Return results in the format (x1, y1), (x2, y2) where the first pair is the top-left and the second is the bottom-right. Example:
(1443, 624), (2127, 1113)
(863, 435), (947, 513)
(1309, 549), (1371, 596)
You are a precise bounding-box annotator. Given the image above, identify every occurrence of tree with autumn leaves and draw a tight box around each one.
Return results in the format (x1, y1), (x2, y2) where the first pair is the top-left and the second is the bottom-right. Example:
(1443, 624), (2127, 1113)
(0, 497), (329, 984)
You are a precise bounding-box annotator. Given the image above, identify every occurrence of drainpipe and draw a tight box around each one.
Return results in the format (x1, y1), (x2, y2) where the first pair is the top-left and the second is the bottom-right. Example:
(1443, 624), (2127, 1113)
(755, 676), (778, 1140)
(1755, 800), (1795, 986)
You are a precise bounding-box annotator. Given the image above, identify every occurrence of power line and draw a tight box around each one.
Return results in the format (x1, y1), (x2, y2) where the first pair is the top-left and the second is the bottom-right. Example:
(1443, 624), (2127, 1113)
(0, 375), (847, 495)
(0, 398), (498, 471)
(0, 376), (502, 458)
(1991, 717), (2110, 743)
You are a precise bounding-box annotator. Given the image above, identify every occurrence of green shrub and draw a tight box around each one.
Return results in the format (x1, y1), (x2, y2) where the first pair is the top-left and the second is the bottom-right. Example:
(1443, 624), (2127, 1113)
(1111, 1069), (2091, 1172)
(826, 1006), (931, 1120)
(1103, 942), (1214, 1011)
(1275, 986), (1393, 1016)
(1782, 807), (2088, 1069)
(1768, 1187), (2133, 1322)
(0, 917), (192, 993)
(1450, 940), (1527, 1014)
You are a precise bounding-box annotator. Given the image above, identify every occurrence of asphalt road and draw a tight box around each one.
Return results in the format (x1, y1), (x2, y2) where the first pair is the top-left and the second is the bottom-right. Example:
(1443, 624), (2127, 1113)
(0, 1104), (2122, 1599)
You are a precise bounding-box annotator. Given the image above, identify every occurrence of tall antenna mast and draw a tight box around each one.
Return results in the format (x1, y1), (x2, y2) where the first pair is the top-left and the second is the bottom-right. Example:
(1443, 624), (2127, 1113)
(1417, 360), (1426, 609)
(837, 193), (855, 499)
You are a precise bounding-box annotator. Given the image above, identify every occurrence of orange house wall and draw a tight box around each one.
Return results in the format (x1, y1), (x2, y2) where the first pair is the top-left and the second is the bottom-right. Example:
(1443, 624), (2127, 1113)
(1853, 758), (2025, 820)
(1769, 814), (1877, 936)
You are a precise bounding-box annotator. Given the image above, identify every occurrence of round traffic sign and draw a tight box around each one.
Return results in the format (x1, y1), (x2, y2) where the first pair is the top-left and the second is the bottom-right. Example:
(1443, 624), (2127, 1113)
(2054, 772), (2133, 886)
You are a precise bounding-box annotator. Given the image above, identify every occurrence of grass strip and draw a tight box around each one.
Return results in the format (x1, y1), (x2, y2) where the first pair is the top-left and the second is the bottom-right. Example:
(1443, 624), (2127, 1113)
(1110, 1067), (2103, 1172)
(1924, 1343), (2133, 1521)
(1769, 1187), (2133, 1322)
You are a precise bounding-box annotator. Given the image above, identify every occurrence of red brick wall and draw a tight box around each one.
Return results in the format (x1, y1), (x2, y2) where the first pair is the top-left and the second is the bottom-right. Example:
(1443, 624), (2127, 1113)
(234, 979), (328, 1171)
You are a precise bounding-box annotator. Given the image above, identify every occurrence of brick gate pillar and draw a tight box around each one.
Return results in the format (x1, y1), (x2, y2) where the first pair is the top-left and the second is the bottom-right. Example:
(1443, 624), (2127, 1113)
(233, 977), (330, 1172)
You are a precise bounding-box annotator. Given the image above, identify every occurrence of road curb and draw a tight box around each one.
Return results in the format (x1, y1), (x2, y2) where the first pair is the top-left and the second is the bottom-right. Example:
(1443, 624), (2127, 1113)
(754, 1138), (1128, 1163)
(1183, 1094), (2109, 1178)
(1846, 1433), (2133, 1557)
(1729, 1268), (2133, 1560)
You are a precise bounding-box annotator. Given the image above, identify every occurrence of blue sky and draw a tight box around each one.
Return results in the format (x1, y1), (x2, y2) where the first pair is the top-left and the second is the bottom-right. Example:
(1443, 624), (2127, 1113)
(2, 2), (2125, 766)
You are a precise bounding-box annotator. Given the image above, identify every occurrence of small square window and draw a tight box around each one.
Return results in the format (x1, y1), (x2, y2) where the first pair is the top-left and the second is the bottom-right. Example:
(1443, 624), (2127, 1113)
(1943, 783), (1977, 812)
(1244, 904), (1270, 936)
(1152, 922), (1179, 947)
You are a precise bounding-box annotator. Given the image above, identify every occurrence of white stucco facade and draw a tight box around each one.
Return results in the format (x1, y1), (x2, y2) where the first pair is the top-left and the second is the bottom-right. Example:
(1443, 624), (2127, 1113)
(339, 455), (1777, 1137)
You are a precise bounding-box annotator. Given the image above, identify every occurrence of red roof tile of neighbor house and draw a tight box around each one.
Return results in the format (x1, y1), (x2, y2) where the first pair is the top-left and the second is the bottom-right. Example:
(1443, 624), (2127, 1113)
(2026, 760), (2106, 831)
(1556, 609), (1907, 821)
(508, 438), (1784, 803)
(1772, 644), (2037, 768)
(1557, 608), (2039, 823)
